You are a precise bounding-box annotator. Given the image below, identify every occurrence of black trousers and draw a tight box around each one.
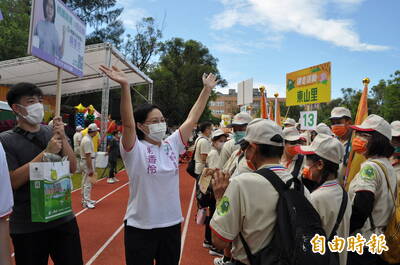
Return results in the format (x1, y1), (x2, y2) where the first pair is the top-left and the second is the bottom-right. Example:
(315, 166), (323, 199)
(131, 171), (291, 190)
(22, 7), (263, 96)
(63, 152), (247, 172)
(347, 251), (391, 265)
(11, 218), (83, 265)
(109, 159), (117, 178)
(124, 222), (181, 265)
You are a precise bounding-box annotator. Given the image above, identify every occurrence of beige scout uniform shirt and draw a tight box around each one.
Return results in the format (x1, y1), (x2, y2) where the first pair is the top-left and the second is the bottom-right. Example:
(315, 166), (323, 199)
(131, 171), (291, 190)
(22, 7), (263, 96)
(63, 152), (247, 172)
(223, 149), (252, 178)
(80, 134), (95, 159)
(210, 164), (310, 265)
(393, 162), (400, 184)
(310, 180), (351, 265)
(338, 139), (351, 185)
(218, 138), (240, 169)
(280, 154), (305, 178)
(206, 147), (221, 169)
(348, 157), (396, 240)
(194, 135), (211, 175)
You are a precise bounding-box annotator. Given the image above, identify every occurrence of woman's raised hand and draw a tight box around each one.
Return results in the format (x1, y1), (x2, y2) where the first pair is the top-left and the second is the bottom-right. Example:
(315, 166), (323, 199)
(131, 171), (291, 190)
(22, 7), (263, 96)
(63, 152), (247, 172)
(99, 65), (129, 86)
(202, 73), (218, 92)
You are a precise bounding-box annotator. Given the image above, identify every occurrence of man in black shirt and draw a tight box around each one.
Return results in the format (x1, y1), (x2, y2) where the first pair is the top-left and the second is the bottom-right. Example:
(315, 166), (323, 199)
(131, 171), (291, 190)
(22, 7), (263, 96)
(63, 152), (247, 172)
(107, 130), (120, 183)
(0, 83), (83, 265)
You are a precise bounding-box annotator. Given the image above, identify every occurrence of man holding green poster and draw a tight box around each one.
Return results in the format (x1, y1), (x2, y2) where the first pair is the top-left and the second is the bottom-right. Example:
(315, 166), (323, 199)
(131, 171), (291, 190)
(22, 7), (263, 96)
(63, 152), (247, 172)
(0, 83), (83, 265)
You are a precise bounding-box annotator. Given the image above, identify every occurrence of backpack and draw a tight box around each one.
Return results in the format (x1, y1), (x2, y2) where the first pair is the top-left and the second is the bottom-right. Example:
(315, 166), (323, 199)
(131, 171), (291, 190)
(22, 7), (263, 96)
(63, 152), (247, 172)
(239, 168), (347, 265)
(291, 155), (304, 179)
(186, 136), (205, 179)
(370, 160), (400, 264)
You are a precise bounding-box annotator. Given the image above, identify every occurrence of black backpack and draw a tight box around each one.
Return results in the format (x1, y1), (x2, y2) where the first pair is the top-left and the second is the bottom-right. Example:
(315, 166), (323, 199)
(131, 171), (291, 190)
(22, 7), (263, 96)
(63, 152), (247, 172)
(239, 168), (348, 265)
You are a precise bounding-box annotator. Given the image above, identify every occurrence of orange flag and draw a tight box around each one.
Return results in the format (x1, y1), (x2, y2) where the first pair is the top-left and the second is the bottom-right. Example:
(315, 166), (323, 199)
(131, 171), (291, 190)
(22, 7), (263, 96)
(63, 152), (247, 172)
(260, 86), (267, 119)
(275, 98), (282, 126)
(269, 101), (274, 121)
(345, 78), (369, 190)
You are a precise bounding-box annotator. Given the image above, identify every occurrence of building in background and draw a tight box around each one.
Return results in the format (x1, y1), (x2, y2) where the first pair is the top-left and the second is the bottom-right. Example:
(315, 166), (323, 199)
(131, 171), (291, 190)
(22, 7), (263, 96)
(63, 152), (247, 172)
(209, 88), (285, 118)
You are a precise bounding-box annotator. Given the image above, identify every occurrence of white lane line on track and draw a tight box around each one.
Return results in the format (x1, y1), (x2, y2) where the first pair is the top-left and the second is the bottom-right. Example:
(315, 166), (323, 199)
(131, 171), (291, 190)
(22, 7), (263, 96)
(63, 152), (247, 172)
(85, 223), (125, 265)
(10, 180), (129, 259)
(179, 181), (197, 265)
(75, 182), (129, 217)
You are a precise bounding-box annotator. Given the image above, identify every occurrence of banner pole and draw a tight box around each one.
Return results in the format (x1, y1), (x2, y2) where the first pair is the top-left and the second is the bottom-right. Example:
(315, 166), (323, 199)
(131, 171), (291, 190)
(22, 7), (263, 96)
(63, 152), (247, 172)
(55, 68), (62, 117)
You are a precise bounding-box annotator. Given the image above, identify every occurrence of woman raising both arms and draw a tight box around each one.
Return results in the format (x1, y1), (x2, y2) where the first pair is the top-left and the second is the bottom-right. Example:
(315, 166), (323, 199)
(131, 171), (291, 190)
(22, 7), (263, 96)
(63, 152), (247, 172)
(99, 65), (218, 265)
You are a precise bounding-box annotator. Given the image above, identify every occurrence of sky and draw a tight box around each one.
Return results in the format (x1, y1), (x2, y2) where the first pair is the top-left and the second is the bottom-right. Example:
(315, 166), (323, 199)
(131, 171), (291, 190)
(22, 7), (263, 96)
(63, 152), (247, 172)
(116, 0), (399, 99)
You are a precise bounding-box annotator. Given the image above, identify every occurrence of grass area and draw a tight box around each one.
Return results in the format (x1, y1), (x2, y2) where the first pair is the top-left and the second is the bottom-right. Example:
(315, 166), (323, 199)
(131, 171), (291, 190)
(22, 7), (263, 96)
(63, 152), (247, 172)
(71, 159), (125, 190)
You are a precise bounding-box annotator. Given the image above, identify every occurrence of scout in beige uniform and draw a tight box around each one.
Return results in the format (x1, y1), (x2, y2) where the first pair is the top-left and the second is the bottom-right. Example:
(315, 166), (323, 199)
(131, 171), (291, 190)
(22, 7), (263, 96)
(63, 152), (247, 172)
(206, 129), (228, 169)
(347, 115), (396, 265)
(280, 127), (305, 178)
(391, 121), (400, 184)
(218, 113), (252, 169)
(283, 118), (297, 128)
(329, 107), (353, 185)
(310, 123), (334, 142)
(297, 134), (350, 265)
(202, 129), (228, 256)
(210, 119), (309, 265)
(80, 123), (99, 209)
(194, 121), (213, 177)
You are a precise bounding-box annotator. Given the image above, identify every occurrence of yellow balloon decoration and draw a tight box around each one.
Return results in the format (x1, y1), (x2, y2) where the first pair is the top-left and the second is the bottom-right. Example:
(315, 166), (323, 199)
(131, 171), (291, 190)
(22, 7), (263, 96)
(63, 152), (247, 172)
(87, 105), (95, 115)
(74, 103), (86, 113)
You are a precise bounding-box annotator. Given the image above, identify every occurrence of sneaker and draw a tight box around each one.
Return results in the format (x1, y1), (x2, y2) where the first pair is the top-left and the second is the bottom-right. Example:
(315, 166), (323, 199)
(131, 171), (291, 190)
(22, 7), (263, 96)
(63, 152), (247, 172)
(88, 199), (97, 205)
(203, 240), (213, 249)
(209, 247), (224, 257)
(107, 178), (116, 184)
(214, 257), (234, 265)
(113, 177), (120, 182)
(82, 201), (95, 209)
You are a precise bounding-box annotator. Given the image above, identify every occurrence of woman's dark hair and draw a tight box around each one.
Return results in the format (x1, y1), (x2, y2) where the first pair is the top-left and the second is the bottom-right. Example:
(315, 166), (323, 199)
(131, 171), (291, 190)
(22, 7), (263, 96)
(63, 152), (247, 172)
(134, 104), (162, 140)
(258, 144), (284, 158)
(306, 154), (339, 184)
(43, 0), (56, 23)
(365, 131), (394, 158)
(6, 82), (44, 106)
(198, 121), (213, 133)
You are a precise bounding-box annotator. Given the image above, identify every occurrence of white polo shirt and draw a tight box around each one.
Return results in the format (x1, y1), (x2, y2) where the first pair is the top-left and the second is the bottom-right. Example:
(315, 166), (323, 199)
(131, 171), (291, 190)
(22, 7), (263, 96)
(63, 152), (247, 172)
(0, 142), (13, 219)
(121, 130), (186, 229)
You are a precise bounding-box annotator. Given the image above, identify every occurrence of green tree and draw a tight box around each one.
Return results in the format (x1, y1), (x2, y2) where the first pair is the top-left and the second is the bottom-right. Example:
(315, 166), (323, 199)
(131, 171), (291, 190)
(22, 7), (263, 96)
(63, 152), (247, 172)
(122, 17), (163, 72)
(149, 38), (227, 126)
(0, 0), (31, 60)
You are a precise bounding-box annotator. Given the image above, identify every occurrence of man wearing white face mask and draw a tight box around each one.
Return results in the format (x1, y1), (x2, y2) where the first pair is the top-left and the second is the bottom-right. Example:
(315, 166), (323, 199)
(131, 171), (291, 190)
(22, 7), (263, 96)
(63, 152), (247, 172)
(0, 83), (82, 265)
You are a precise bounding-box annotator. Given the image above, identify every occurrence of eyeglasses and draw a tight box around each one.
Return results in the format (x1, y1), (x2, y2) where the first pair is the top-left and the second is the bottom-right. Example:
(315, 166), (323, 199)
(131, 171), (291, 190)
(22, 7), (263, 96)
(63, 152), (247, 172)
(144, 118), (167, 125)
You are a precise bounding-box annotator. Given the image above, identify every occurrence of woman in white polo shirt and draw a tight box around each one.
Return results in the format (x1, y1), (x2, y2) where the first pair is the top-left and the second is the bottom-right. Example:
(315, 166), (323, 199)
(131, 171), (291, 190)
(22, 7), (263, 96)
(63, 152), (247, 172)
(100, 65), (218, 265)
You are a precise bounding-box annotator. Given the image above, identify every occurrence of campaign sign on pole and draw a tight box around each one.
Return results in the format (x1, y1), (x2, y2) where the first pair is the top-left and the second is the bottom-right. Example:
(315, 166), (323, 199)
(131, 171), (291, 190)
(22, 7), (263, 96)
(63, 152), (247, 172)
(286, 62), (331, 106)
(28, 0), (86, 77)
(299, 111), (317, 130)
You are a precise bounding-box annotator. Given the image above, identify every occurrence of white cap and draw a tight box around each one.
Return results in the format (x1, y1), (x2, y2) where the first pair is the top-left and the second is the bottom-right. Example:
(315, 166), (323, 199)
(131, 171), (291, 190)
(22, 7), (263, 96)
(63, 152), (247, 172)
(211, 129), (228, 140)
(350, 114), (391, 140)
(391, 121), (400, 138)
(299, 132), (309, 142)
(315, 123), (333, 136)
(283, 127), (300, 141)
(88, 123), (99, 132)
(283, 118), (296, 126)
(330, 107), (352, 120)
(76, 125), (83, 131)
(297, 134), (344, 165)
(230, 112), (252, 126)
(244, 118), (283, 146)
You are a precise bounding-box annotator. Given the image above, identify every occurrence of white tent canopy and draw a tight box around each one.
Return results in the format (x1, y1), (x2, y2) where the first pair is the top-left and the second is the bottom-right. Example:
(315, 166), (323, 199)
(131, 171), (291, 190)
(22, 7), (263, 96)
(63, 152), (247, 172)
(0, 43), (153, 151)
(0, 43), (153, 98)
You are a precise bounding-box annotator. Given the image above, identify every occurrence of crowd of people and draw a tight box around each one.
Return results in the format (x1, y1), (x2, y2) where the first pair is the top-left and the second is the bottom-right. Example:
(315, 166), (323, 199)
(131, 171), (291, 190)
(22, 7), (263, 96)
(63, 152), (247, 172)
(0, 66), (399, 265)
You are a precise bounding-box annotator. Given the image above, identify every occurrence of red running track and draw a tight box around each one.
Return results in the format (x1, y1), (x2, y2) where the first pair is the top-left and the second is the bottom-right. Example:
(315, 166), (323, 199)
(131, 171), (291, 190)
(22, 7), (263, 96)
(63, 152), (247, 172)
(10, 165), (216, 265)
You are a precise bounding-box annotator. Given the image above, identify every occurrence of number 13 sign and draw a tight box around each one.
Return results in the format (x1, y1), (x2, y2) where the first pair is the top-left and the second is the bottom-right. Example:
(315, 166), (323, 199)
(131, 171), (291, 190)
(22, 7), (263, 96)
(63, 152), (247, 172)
(299, 111), (317, 130)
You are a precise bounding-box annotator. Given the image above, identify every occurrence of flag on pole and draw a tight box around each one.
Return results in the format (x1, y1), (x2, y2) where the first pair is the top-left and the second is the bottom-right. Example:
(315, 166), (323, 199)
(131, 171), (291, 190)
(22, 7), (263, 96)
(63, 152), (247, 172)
(0, 9), (3, 21)
(269, 101), (274, 121)
(260, 86), (267, 119)
(345, 78), (369, 190)
(275, 96), (282, 126)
